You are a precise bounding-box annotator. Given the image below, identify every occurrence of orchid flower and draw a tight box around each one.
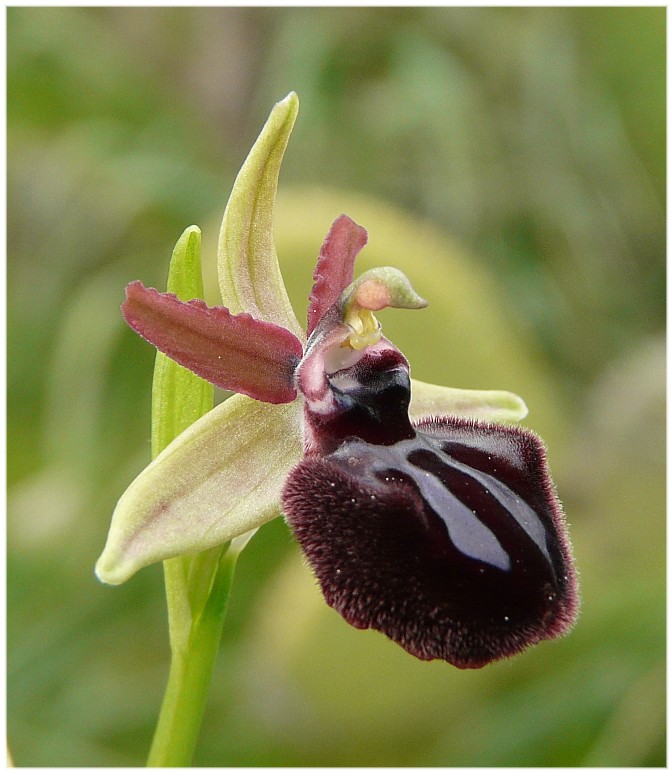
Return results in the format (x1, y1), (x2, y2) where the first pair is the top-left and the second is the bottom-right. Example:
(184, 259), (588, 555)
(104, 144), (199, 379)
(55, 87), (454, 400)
(96, 93), (578, 670)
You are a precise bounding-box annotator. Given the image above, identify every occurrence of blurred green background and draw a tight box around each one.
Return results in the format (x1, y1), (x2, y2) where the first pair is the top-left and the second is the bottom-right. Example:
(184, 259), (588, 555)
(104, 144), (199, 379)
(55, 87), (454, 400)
(8, 7), (665, 767)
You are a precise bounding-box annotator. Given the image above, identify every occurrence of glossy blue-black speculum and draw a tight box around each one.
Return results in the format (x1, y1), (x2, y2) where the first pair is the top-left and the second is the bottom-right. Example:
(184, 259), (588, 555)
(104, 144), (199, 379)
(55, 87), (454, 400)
(283, 303), (578, 669)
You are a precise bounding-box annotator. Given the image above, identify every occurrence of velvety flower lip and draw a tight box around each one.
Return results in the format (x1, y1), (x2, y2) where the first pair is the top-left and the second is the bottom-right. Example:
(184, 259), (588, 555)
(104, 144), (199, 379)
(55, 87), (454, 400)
(283, 409), (578, 669)
(97, 91), (578, 670)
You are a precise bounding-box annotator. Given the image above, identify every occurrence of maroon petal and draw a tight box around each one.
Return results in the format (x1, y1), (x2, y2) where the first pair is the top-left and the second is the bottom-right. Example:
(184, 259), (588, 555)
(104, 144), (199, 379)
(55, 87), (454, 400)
(306, 215), (368, 336)
(122, 281), (303, 404)
(282, 417), (578, 668)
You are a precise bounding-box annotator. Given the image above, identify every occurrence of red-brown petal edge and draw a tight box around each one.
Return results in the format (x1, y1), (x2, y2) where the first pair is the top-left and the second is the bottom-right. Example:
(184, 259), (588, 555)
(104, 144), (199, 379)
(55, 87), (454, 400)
(306, 215), (368, 336)
(122, 281), (303, 404)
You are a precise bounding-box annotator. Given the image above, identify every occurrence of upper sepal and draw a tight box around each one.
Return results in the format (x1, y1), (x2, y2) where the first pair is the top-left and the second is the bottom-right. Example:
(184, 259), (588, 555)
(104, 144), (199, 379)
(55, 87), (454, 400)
(217, 92), (304, 339)
(122, 281), (303, 404)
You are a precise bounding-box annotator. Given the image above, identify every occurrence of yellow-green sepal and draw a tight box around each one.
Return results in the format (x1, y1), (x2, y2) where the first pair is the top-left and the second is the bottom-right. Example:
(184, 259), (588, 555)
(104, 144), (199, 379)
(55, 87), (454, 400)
(217, 92), (304, 340)
(151, 225), (214, 457)
(95, 395), (302, 585)
(409, 379), (529, 423)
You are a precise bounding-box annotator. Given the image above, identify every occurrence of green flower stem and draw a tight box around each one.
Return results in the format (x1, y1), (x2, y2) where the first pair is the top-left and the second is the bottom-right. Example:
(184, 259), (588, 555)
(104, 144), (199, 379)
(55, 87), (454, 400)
(145, 225), (241, 766)
(146, 544), (240, 767)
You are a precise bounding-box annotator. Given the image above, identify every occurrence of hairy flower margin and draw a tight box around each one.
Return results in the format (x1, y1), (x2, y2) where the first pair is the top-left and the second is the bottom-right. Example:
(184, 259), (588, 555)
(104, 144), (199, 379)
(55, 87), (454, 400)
(96, 93), (578, 668)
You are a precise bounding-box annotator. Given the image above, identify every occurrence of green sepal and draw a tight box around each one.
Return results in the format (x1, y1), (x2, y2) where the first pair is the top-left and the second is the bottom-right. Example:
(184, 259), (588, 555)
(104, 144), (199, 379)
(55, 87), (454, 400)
(149, 225), (216, 650)
(217, 92), (304, 340)
(95, 395), (302, 585)
(151, 225), (214, 458)
(409, 378), (529, 423)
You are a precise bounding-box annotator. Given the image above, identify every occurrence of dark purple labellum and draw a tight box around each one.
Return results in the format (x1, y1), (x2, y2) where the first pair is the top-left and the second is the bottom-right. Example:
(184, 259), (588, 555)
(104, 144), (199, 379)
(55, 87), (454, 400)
(283, 348), (578, 668)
